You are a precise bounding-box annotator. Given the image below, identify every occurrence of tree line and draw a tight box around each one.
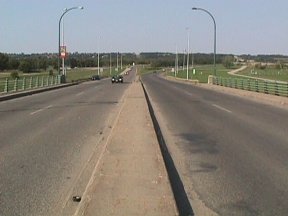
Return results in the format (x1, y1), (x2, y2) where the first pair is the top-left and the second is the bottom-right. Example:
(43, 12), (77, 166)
(1, 52), (288, 73)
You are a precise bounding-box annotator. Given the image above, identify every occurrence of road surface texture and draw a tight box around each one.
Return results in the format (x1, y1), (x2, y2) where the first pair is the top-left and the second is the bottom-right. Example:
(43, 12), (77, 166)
(0, 68), (159, 216)
(141, 73), (288, 216)
(0, 77), (128, 215)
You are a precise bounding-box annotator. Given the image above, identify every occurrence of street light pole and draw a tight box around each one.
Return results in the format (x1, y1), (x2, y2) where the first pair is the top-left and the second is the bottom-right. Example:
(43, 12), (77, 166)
(116, 52), (119, 71)
(97, 36), (100, 76)
(121, 53), (123, 70)
(110, 52), (112, 75)
(186, 27), (190, 80)
(192, 7), (216, 76)
(58, 6), (84, 76)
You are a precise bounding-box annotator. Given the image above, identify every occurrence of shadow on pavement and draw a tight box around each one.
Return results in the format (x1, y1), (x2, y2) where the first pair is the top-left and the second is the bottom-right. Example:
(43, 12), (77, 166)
(141, 81), (194, 216)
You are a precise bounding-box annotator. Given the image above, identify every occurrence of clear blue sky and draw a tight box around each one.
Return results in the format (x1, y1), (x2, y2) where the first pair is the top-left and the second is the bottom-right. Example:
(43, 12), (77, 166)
(1, 0), (288, 55)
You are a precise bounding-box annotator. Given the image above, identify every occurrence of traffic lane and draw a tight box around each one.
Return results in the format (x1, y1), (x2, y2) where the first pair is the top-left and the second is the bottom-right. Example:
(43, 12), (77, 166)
(0, 65), (135, 120)
(0, 79), (108, 119)
(164, 78), (288, 163)
(0, 78), (131, 215)
(0, 80), (110, 151)
(141, 74), (288, 215)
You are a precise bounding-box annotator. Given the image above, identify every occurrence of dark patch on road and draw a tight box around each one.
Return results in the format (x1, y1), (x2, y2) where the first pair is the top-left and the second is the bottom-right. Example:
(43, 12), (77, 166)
(177, 133), (219, 155)
(191, 162), (218, 173)
(219, 200), (259, 216)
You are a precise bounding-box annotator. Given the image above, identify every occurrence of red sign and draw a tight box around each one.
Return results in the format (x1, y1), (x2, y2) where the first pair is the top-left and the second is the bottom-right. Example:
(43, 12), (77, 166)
(60, 46), (67, 59)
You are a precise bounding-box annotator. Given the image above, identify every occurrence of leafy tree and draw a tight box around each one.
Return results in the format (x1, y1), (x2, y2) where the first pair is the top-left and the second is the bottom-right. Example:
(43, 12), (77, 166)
(69, 58), (78, 68)
(38, 58), (48, 71)
(0, 53), (9, 71)
(222, 55), (234, 69)
(8, 58), (20, 70)
(19, 60), (34, 73)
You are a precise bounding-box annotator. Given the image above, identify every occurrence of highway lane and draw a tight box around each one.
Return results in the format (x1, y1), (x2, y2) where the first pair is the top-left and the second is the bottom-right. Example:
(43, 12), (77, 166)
(0, 69), (135, 216)
(142, 73), (288, 216)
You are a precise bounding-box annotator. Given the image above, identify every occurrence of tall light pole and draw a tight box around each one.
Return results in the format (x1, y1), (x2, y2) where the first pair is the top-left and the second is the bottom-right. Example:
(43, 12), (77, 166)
(186, 27), (190, 80)
(183, 49), (186, 72)
(120, 53), (123, 70)
(58, 6), (84, 77)
(116, 52), (119, 72)
(192, 7), (216, 76)
(110, 52), (112, 75)
(97, 36), (100, 76)
(176, 45), (178, 75)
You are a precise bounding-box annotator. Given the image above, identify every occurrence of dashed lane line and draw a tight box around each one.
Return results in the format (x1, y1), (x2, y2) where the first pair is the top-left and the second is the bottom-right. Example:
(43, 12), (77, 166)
(30, 105), (53, 115)
(212, 104), (232, 113)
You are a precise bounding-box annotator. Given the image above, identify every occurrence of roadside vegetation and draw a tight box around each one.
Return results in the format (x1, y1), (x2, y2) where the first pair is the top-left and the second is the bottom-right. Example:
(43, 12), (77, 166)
(169, 64), (239, 83)
(236, 64), (288, 82)
(1, 52), (288, 83)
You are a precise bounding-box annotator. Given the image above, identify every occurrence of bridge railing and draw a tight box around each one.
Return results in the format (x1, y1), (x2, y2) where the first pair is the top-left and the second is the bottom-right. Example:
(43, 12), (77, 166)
(0, 75), (61, 94)
(210, 76), (288, 97)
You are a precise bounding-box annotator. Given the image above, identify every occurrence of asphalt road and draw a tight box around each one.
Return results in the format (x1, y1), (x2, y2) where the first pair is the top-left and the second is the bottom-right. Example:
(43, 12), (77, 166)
(142, 73), (288, 216)
(0, 70), (134, 216)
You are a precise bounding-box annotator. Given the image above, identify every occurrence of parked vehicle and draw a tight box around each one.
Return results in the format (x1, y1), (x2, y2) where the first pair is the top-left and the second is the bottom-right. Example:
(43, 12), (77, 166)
(91, 75), (100, 80)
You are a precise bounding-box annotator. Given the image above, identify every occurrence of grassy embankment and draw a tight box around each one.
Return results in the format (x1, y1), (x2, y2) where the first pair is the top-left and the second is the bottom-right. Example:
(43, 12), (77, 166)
(139, 64), (239, 83)
(236, 66), (288, 82)
(139, 64), (288, 83)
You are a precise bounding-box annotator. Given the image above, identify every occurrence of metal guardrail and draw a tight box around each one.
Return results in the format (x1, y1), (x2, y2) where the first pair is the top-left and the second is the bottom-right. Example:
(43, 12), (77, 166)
(212, 76), (288, 97)
(0, 75), (61, 94)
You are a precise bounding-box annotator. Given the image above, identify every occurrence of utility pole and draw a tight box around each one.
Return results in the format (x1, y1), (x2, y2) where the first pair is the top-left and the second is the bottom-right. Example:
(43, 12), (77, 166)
(186, 28), (190, 80)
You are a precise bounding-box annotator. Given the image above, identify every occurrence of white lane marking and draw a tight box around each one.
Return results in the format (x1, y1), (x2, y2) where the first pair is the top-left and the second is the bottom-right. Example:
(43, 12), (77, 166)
(212, 104), (232, 113)
(76, 91), (84, 96)
(184, 91), (193, 97)
(30, 105), (53, 115)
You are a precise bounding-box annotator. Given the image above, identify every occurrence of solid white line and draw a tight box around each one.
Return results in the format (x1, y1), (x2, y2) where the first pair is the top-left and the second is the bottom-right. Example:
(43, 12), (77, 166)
(212, 104), (232, 113)
(30, 105), (53, 115)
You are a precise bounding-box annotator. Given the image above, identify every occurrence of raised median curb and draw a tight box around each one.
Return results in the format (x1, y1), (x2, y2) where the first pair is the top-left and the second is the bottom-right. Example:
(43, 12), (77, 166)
(141, 79), (195, 216)
(80, 76), (178, 216)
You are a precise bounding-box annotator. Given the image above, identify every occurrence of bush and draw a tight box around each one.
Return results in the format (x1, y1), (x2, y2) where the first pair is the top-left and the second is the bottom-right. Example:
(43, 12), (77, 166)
(49, 69), (54, 76)
(10, 71), (19, 79)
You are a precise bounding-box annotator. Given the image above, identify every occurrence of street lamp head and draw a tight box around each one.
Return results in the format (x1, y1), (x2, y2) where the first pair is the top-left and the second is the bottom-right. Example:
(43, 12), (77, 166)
(78, 6), (84, 10)
(192, 7), (198, 10)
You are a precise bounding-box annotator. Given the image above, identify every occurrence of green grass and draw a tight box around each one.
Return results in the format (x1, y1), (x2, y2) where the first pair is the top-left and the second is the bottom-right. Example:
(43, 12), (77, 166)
(0, 70), (48, 79)
(236, 66), (288, 82)
(169, 64), (239, 83)
(138, 65), (161, 75)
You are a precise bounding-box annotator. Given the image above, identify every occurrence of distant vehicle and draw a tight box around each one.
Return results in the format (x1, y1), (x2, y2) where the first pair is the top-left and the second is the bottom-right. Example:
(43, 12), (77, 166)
(91, 75), (100, 80)
(111, 75), (123, 83)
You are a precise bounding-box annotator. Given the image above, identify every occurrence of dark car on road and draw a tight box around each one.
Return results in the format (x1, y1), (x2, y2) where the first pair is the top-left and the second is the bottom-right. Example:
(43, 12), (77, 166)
(111, 75), (123, 83)
(91, 75), (100, 80)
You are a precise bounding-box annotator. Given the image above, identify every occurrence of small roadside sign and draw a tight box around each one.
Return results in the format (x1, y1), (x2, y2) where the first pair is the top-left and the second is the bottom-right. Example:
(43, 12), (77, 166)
(60, 46), (67, 59)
